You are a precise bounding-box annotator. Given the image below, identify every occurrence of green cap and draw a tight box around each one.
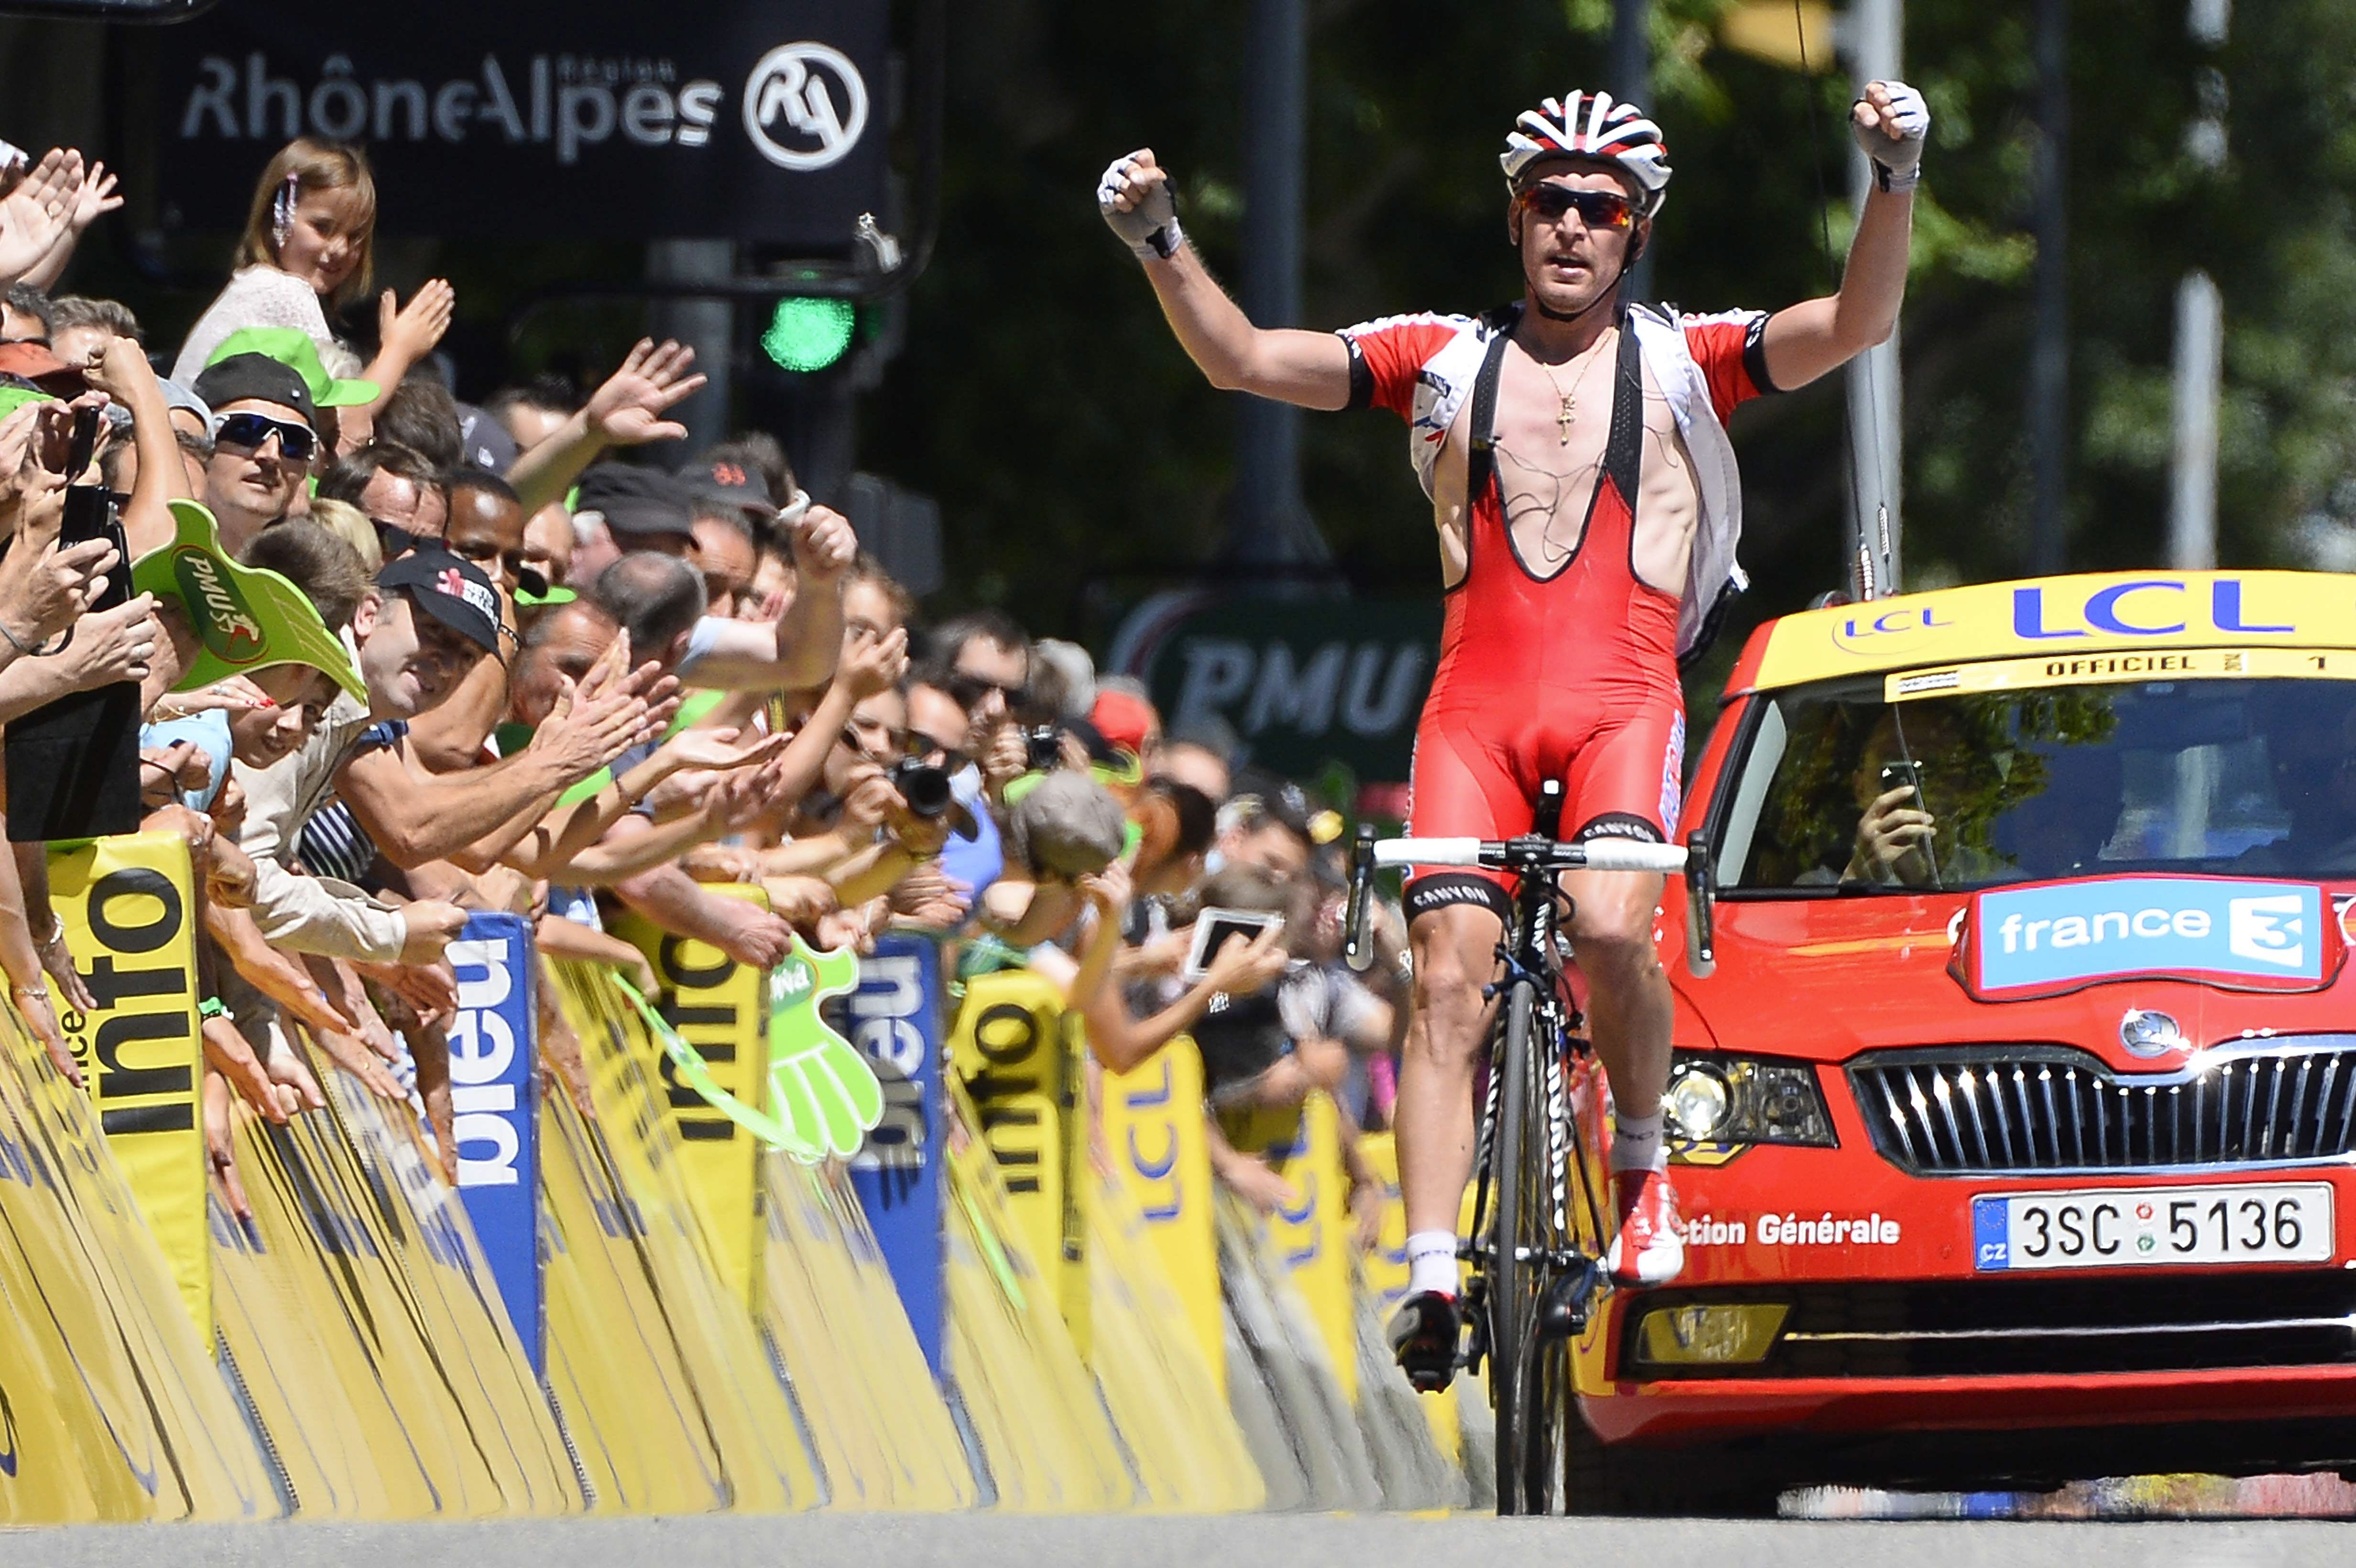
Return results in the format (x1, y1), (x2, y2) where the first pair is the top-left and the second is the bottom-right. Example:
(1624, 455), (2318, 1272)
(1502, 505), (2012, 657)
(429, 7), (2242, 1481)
(132, 499), (367, 703)
(206, 327), (379, 409)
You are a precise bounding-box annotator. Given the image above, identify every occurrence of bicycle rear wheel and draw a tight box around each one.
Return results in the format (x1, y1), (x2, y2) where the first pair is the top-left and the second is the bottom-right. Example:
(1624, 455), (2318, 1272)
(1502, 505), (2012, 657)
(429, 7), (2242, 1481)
(1488, 976), (1562, 1515)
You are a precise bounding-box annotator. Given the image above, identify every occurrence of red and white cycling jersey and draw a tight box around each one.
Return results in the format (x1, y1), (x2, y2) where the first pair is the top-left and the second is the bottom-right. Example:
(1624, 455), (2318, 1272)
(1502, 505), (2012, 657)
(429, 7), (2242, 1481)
(1339, 303), (1771, 664)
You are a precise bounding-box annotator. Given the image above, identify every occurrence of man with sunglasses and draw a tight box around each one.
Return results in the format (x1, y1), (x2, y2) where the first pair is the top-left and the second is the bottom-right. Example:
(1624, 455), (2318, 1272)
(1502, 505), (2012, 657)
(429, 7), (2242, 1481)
(192, 352), (320, 552)
(1100, 82), (1930, 1378)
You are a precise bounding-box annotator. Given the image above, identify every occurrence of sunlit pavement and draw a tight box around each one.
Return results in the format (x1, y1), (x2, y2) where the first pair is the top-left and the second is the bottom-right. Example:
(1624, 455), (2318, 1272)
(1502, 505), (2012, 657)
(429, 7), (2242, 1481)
(18, 1512), (2356, 1568)
(1786, 1473), (2356, 1518)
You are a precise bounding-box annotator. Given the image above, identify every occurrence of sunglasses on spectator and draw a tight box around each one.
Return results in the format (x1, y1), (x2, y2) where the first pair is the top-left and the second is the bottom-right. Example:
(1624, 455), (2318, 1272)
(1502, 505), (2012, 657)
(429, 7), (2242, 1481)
(947, 671), (1025, 710)
(213, 411), (318, 463)
(906, 730), (970, 773)
(1516, 185), (1636, 231)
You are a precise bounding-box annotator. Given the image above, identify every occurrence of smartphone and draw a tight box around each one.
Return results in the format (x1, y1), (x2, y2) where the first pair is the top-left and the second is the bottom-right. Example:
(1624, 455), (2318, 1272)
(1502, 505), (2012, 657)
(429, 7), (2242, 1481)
(4, 409), (141, 842)
(1183, 908), (1283, 983)
(1878, 760), (1923, 799)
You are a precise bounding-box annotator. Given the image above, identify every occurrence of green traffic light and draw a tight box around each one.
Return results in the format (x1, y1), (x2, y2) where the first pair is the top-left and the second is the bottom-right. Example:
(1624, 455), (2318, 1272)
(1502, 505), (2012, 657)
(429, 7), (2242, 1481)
(762, 297), (856, 372)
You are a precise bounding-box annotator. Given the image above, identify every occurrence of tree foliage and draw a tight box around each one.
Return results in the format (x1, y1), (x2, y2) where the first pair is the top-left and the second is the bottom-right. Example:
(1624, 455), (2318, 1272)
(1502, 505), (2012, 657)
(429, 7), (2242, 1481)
(869, 0), (2356, 681)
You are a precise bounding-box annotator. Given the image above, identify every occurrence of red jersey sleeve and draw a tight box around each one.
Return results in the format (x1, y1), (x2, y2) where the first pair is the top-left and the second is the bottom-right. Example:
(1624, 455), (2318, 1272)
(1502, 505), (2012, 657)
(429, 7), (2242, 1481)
(1678, 308), (1778, 425)
(1338, 313), (1473, 419)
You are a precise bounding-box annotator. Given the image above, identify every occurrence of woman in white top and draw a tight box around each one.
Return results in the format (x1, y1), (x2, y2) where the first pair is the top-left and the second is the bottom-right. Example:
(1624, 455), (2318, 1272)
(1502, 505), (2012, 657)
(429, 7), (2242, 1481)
(172, 138), (451, 450)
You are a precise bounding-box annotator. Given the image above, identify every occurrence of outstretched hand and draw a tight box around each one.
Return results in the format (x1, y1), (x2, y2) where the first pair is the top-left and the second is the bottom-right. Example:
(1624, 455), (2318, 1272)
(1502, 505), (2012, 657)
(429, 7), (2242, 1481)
(585, 338), (707, 449)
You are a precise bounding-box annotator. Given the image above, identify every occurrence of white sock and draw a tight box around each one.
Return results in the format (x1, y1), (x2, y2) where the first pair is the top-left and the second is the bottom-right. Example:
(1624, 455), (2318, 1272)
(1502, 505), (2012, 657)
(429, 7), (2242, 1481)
(1611, 1109), (1669, 1175)
(1406, 1230), (1460, 1298)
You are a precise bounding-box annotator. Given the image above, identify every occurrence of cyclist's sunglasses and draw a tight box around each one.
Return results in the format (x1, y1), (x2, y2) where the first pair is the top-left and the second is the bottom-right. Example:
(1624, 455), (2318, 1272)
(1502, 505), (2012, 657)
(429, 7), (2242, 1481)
(213, 411), (317, 464)
(1516, 185), (1636, 231)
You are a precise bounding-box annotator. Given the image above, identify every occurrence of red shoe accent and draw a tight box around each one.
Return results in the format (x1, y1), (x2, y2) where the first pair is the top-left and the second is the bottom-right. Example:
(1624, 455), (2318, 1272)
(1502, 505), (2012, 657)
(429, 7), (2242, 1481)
(1604, 1168), (1686, 1286)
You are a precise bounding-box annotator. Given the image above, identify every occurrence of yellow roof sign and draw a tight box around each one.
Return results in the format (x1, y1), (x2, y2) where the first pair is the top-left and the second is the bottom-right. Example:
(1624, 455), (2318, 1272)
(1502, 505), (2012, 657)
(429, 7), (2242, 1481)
(1746, 570), (2356, 692)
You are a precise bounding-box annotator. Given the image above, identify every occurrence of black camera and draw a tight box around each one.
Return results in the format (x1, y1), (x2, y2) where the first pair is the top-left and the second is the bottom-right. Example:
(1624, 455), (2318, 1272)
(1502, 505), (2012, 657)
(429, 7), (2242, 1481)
(886, 756), (955, 820)
(1023, 724), (1064, 772)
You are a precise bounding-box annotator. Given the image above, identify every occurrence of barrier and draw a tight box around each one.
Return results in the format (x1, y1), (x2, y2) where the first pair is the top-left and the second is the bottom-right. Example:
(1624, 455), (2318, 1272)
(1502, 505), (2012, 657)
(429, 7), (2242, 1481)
(50, 832), (209, 1335)
(0, 991), (273, 1520)
(1100, 1042), (1226, 1397)
(0, 827), (1485, 1522)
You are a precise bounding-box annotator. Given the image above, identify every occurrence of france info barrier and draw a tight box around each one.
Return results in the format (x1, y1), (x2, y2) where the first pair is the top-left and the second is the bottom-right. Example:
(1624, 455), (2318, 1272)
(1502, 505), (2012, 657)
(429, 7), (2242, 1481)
(0, 829), (1483, 1521)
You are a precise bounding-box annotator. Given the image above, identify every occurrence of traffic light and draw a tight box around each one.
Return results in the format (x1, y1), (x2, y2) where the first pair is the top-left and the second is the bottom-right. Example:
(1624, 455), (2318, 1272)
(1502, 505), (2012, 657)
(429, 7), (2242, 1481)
(761, 296), (857, 372)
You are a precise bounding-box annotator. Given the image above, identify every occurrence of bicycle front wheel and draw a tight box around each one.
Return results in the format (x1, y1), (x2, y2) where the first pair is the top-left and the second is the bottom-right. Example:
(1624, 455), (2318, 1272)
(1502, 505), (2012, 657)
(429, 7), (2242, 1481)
(1488, 975), (1561, 1515)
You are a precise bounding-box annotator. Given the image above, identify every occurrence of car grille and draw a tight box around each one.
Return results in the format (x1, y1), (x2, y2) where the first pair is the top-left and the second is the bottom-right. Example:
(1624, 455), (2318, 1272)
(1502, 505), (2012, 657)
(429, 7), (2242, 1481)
(1849, 1039), (2356, 1176)
(1628, 1272), (2356, 1380)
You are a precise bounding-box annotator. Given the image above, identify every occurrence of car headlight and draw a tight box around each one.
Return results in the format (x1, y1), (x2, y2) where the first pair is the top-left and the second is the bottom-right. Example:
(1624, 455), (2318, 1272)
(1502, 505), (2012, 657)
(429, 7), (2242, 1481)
(1664, 1053), (1836, 1149)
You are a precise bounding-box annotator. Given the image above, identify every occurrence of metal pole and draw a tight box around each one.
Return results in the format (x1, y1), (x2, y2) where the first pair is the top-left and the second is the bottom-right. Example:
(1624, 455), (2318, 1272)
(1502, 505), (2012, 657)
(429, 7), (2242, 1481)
(2028, 0), (2070, 574)
(1608, 0), (1655, 303)
(2168, 272), (2222, 571)
(1224, 0), (1331, 578)
(1845, 0), (1903, 596)
(645, 239), (734, 457)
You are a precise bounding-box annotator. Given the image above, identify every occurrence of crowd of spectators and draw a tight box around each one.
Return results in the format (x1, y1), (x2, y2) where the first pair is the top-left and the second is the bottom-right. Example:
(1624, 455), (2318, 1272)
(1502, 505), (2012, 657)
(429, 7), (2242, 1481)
(0, 134), (1408, 1235)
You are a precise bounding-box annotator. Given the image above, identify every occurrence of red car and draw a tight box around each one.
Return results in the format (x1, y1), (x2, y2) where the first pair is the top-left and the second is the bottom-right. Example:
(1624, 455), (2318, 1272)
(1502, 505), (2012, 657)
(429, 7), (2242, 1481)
(1561, 568), (2356, 1513)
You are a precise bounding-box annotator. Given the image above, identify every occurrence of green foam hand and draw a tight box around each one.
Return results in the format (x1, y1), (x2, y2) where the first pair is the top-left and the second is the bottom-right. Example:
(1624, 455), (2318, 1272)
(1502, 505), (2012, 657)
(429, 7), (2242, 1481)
(611, 973), (822, 1161)
(765, 936), (883, 1162)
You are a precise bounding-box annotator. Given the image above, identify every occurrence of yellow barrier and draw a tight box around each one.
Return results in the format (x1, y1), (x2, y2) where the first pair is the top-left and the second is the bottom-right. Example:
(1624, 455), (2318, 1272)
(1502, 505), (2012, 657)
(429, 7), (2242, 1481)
(552, 958), (822, 1510)
(1262, 1092), (1360, 1406)
(210, 1033), (579, 1518)
(941, 1074), (1134, 1511)
(0, 1000), (274, 1520)
(1084, 1169), (1266, 1511)
(611, 900), (768, 1312)
(949, 970), (1089, 1351)
(1100, 1039), (1224, 1396)
(1358, 1132), (1460, 1462)
(50, 832), (209, 1335)
(757, 1154), (976, 1508)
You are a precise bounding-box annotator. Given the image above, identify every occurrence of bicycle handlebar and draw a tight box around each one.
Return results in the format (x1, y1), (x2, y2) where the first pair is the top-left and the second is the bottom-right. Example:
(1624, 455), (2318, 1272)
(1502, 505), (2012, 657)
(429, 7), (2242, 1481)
(1342, 830), (1687, 970)
(1369, 838), (1688, 873)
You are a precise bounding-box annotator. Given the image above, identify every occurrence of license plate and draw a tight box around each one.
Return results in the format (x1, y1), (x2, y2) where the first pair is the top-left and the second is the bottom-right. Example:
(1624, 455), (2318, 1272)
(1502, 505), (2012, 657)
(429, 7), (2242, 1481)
(1972, 1182), (2334, 1271)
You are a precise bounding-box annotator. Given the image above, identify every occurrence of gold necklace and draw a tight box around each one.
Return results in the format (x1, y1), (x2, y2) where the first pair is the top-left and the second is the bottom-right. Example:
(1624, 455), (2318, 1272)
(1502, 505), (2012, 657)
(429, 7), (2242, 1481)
(1535, 335), (1611, 445)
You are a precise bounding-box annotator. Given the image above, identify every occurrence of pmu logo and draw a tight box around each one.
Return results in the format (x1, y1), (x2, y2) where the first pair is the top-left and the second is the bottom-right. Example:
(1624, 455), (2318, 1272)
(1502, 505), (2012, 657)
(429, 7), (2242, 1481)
(742, 42), (868, 170)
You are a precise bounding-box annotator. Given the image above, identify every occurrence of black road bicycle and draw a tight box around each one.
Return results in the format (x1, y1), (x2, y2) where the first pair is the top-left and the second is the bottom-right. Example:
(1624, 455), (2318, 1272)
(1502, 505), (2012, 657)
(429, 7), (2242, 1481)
(1344, 780), (1700, 1515)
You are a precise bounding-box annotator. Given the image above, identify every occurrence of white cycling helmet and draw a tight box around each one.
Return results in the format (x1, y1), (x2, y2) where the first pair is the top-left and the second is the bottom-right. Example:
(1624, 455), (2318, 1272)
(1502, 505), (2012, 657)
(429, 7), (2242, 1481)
(1500, 89), (1672, 218)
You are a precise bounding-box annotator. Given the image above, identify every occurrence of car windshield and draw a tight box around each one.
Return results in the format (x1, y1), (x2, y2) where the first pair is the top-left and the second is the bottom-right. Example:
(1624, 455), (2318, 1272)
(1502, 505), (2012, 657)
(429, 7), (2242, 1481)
(1717, 674), (2356, 894)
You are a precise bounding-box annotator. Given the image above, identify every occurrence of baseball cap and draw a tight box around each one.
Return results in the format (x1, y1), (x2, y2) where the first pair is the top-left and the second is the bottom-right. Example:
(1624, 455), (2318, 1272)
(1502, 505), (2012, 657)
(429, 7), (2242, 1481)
(206, 327), (378, 408)
(684, 455), (775, 518)
(0, 340), (84, 395)
(376, 548), (503, 656)
(574, 464), (696, 541)
(192, 352), (318, 429)
(1004, 771), (1130, 882)
(1089, 688), (1159, 757)
(457, 403), (520, 474)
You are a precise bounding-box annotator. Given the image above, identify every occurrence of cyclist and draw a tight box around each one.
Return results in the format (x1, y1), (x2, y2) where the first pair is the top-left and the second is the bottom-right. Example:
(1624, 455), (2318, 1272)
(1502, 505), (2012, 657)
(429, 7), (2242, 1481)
(1100, 80), (1929, 1385)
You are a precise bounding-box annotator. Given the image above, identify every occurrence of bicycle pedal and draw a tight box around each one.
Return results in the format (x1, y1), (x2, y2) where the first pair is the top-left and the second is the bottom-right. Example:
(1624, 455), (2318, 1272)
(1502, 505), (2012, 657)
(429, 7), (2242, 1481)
(1538, 1257), (1606, 1340)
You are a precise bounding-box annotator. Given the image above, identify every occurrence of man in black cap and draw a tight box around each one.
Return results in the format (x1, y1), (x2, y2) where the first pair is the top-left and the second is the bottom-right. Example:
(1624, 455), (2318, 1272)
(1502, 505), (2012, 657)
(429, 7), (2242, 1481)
(191, 351), (318, 554)
(236, 546), (665, 964)
(574, 463), (697, 552)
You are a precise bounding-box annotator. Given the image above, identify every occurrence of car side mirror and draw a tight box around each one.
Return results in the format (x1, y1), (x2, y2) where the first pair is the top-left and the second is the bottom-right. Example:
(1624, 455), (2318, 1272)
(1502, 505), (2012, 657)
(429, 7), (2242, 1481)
(1683, 828), (1716, 980)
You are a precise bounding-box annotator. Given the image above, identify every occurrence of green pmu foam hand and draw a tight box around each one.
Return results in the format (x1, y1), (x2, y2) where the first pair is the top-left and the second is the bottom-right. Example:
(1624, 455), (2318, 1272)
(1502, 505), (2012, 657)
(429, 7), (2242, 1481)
(611, 973), (822, 1160)
(765, 936), (883, 1162)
